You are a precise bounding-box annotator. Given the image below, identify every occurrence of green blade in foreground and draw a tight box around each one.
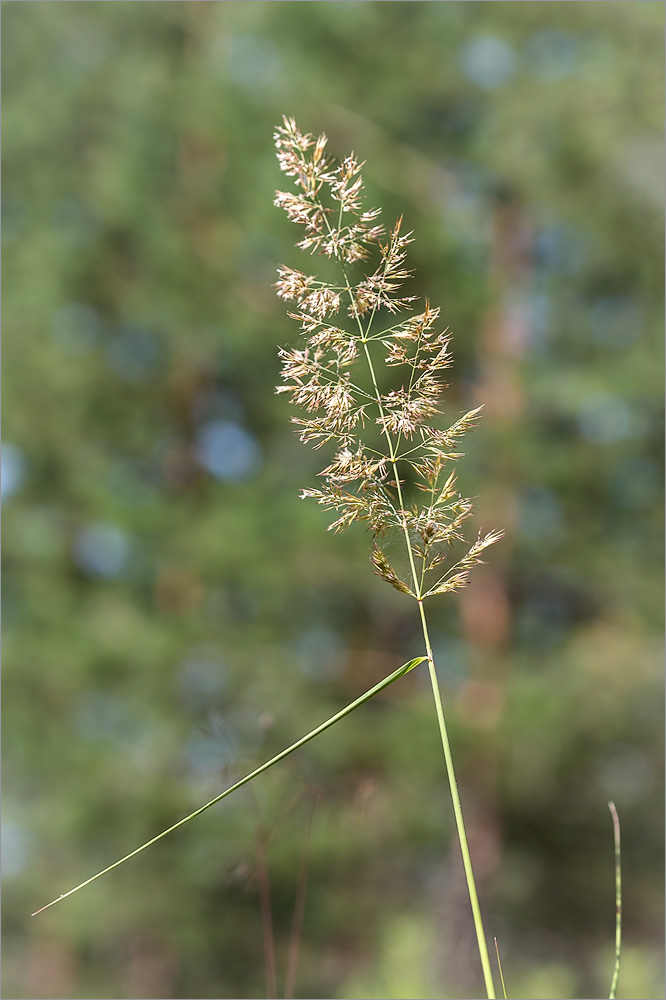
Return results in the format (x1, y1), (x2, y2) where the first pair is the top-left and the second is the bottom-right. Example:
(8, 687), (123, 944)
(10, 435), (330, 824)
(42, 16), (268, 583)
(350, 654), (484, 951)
(608, 801), (622, 1000)
(32, 656), (426, 916)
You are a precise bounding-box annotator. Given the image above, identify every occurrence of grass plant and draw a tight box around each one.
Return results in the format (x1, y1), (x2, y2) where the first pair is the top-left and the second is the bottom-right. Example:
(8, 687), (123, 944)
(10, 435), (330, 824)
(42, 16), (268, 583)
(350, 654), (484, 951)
(32, 116), (502, 997)
(32, 117), (625, 1000)
(273, 116), (502, 998)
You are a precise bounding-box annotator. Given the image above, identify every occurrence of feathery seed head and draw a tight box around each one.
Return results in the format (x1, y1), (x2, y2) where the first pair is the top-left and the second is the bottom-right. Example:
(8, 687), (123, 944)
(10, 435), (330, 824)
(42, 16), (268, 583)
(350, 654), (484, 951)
(274, 117), (502, 601)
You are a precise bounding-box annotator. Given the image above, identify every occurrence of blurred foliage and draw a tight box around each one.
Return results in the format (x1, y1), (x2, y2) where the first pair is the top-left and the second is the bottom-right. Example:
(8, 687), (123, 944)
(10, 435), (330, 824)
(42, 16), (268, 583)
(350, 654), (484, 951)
(2, 2), (664, 999)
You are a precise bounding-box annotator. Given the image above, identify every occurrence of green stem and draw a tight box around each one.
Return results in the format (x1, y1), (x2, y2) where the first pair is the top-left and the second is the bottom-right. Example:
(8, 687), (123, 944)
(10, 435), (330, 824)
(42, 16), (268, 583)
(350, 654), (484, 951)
(608, 801), (622, 1000)
(418, 597), (496, 1000)
(31, 656), (426, 918)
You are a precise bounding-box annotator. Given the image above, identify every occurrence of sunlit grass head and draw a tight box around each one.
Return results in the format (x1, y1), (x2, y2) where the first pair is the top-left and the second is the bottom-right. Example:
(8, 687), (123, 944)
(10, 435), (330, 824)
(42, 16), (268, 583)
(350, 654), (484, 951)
(273, 115), (503, 603)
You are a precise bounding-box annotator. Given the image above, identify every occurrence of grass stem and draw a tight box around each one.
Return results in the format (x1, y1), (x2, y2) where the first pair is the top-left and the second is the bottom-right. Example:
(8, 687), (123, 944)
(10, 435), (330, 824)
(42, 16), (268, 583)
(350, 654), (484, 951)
(284, 799), (316, 1000)
(418, 598), (496, 1000)
(494, 937), (508, 1000)
(251, 793), (278, 1000)
(608, 801), (622, 1000)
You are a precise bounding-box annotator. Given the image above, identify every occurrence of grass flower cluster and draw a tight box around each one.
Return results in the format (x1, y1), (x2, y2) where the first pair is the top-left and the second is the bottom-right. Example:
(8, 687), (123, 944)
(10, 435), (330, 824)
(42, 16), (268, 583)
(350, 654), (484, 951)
(274, 117), (502, 610)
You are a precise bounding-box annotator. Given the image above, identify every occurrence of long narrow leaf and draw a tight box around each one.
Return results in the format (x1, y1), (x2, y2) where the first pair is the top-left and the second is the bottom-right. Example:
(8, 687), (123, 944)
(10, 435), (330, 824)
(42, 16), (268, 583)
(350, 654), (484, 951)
(32, 656), (426, 916)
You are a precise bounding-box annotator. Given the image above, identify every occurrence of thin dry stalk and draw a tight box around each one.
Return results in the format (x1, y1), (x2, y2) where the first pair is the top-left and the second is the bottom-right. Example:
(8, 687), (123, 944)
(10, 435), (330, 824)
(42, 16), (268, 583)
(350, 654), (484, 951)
(250, 792), (278, 1000)
(284, 799), (317, 1000)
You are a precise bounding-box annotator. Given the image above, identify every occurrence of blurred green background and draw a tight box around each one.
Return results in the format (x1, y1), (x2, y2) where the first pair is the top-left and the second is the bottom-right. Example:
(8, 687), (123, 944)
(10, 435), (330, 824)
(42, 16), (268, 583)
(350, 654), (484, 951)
(2, 3), (664, 998)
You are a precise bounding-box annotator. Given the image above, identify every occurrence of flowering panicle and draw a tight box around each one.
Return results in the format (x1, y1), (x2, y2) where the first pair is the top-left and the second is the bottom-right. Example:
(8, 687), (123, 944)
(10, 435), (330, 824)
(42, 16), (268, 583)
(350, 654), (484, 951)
(274, 117), (502, 601)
